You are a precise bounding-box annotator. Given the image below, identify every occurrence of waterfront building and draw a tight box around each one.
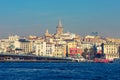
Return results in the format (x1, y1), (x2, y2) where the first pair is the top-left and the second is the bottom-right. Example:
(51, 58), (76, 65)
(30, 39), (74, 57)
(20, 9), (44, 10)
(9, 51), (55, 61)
(0, 35), (20, 53)
(34, 42), (46, 56)
(70, 47), (83, 57)
(34, 41), (46, 56)
(0, 39), (10, 53)
(27, 36), (43, 54)
(66, 40), (77, 56)
(103, 42), (119, 60)
(14, 39), (32, 54)
(46, 42), (55, 57)
(54, 44), (66, 57)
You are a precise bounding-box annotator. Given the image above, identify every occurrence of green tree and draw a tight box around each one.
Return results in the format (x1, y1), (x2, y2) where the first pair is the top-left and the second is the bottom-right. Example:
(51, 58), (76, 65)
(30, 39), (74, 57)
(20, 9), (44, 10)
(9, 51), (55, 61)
(89, 47), (95, 60)
(82, 48), (88, 59)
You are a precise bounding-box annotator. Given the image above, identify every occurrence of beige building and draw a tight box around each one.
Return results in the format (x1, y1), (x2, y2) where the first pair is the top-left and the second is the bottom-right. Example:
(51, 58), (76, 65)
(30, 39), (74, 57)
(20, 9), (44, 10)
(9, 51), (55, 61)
(103, 42), (119, 60)
(82, 35), (106, 44)
(54, 44), (66, 57)
(0, 39), (10, 53)
(14, 39), (32, 54)
(106, 37), (120, 43)
(8, 35), (20, 42)
(66, 40), (77, 55)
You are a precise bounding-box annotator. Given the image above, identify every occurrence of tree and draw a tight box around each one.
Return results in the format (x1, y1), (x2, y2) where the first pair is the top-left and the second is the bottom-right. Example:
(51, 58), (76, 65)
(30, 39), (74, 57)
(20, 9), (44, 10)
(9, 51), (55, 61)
(82, 48), (88, 59)
(89, 47), (95, 60)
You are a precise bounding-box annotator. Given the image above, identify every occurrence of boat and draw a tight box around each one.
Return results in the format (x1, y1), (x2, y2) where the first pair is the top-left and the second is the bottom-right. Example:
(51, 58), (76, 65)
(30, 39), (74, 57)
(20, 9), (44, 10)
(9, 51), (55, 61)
(94, 58), (110, 63)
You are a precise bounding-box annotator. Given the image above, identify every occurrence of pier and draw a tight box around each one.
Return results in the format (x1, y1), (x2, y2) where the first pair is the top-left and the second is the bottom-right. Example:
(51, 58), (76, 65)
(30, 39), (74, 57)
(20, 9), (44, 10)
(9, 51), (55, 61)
(0, 53), (73, 62)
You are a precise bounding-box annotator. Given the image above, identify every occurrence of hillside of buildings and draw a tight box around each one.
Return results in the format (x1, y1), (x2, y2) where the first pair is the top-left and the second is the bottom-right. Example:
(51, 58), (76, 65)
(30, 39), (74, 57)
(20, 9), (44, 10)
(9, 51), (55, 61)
(0, 20), (120, 61)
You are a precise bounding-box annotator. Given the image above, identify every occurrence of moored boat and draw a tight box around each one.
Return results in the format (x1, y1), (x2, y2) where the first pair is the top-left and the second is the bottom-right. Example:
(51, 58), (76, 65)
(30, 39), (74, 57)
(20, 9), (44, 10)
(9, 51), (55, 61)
(94, 58), (110, 63)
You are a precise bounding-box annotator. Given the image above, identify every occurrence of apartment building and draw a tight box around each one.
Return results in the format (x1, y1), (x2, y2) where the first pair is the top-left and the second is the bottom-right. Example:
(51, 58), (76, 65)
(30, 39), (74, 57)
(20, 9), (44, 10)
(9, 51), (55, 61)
(103, 42), (119, 60)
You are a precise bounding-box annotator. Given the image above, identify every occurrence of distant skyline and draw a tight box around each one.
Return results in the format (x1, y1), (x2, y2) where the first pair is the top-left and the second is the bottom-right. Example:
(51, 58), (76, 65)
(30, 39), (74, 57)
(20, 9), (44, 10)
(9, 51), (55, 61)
(0, 0), (120, 38)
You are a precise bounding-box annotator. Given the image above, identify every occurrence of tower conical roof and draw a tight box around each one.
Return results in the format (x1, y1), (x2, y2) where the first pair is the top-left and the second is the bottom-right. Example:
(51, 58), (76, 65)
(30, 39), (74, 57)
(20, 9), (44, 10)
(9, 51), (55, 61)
(58, 19), (62, 27)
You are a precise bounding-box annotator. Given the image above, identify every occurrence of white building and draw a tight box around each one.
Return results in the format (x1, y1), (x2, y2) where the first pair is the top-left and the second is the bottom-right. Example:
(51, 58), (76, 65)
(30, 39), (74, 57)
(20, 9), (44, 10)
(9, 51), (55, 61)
(81, 42), (93, 50)
(103, 42), (119, 60)
(34, 41), (46, 56)
(60, 32), (76, 40)
(8, 35), (20, 42)
(46, 42), (55, 57)
(14, 40), (20, 49)
(85, 35), (95, 39)
(14, 39), (31, 54)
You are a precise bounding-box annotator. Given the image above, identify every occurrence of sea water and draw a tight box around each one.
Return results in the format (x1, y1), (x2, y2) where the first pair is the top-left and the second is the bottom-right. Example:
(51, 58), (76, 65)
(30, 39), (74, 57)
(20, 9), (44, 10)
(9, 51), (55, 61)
(0, 62), (120, 80)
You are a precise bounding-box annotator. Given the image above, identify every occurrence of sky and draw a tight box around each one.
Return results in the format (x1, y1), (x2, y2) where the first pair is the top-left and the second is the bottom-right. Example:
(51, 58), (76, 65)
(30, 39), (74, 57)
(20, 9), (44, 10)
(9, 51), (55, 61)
(0, 0), (120, 38)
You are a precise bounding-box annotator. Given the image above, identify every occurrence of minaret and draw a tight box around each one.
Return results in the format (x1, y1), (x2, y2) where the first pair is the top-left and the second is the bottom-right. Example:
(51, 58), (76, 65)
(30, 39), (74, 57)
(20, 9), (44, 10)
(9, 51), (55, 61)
(45, 29), (49, 37)
(56, 19), (63, 35)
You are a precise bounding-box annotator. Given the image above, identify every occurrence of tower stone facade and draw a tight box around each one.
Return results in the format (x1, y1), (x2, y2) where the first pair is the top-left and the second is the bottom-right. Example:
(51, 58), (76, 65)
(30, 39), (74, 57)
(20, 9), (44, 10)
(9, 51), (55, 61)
(56, 19), (63, 35)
